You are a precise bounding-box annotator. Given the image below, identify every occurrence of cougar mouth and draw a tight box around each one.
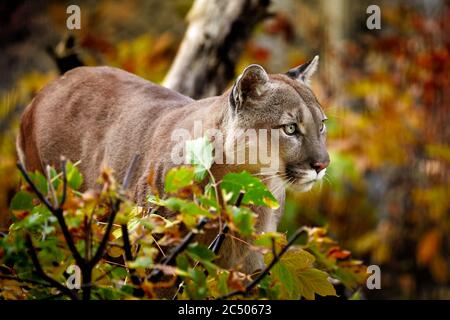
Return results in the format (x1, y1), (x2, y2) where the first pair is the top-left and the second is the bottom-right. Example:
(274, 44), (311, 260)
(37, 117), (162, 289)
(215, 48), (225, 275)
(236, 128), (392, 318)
(285, 164), (326, 192)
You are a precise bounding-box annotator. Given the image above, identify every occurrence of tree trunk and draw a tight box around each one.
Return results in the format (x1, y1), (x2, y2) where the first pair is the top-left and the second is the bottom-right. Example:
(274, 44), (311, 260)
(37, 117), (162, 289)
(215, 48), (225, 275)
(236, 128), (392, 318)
(163, 0), (270, 99)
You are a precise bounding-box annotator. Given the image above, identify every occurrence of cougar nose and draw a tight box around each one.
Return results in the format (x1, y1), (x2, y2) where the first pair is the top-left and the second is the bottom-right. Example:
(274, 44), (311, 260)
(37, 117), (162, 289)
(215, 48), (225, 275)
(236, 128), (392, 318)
(311, 161), (329, 173)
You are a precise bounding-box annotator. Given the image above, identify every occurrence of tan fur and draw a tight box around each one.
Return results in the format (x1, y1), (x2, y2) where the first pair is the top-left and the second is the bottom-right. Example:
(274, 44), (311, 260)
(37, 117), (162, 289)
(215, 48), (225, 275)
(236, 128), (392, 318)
(18, 64), (328, 274)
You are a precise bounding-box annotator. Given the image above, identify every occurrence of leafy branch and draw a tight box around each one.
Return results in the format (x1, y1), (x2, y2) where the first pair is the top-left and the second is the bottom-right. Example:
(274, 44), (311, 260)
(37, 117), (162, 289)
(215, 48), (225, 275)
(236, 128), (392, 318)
(148, 217), (208, 282)
(25, 233), (79, 300)
(2, 137), (365, 300)
(218, 227), (308, 299)
(16, 155), (139, 300)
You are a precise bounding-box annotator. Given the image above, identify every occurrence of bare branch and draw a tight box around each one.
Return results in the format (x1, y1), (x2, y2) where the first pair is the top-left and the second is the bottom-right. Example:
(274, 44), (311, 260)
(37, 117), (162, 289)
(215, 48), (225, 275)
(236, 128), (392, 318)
(17, 155), (144, 300)
(121, 224), (144, 297)
(45, 165), (58, 208)
(209, 192), (239, 256)
(25, 233), (79, 300)
(209, 223), (229, 255)
(89, 199), (120, 268)
(235, 191), (245, 207)
(121, 224), (133, 261)
(218, 227), (308, 299)
(173, 190), (241, 299)
(271, 237), (277, 258)
(60, 157), (68, 206)
(148, 217), (208, 282)
(54, 209), (85, 266)
(0, 274), (54, 288)
(17, 161), (84, 266)
(17, 162), (53, 211)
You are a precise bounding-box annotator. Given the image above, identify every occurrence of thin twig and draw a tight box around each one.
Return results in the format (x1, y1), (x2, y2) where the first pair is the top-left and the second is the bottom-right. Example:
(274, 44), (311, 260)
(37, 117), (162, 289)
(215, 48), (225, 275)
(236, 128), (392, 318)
(17, 155), (144, 301)
(84, 215), (90, 261)
(209, 192), (240, 255)
(271, 237), (277, 257)
(207, 168), (222, 230)
(53, 208), (85, 266)
(210, 224), (229, 255)
(210, 191), (241, 255)
(235, 192), (245, 207)
(92, 265), (119, 283)
(85, 154), (140, 297)
(148, 217), (208, 282)
(48, 160), (81, 184)
(150, 234), (166, 257)
(121, 224), (144, 296)
(121, 224), (133, 261)
(45, 165), (58, 208)
(60, 157), (67, 207)
(17, 161), (84, 266)
(0, 274), (54, 288)
(25, 233), (79, 300)
(17, 163), (53, 211)
(86, 207), (95, 262)
(218, 227), (308, 299)
(173, 190), (242, 299)
(89, 199), (119, 268)
(172, 221), (229, 300)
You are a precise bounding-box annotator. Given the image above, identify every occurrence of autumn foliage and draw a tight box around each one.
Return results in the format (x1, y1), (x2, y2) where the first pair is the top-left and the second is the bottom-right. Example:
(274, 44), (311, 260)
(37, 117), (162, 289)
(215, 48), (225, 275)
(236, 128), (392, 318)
(0, 1), (448, 299)
(0, 139), (366, 300)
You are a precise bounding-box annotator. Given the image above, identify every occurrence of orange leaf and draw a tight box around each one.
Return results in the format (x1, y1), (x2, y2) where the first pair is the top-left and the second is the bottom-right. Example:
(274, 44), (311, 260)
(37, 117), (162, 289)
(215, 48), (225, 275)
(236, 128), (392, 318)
(327, 246), (351, 260)
(417, 229), (441, 265)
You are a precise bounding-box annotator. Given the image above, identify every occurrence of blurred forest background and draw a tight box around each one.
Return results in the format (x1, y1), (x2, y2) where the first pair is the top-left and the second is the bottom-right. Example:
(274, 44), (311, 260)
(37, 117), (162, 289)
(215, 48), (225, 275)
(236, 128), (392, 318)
(0, 0), (448, 299)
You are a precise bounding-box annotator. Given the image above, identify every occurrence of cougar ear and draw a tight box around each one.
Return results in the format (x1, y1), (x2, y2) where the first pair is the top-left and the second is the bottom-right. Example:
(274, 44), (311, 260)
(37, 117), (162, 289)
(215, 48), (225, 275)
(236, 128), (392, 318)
(230, 64), (269, 110)
(286, 55), (319, 85)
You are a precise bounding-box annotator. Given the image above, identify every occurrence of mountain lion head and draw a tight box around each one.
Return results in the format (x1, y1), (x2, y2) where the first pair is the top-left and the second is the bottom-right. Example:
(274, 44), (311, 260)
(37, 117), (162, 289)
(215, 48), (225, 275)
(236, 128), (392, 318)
(225, 56), (330, 192)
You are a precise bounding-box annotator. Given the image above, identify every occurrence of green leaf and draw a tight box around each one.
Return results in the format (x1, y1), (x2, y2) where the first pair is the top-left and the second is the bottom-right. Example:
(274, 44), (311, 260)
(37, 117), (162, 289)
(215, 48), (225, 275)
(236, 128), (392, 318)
(163, 198), (212, 217)
(95, 286), (122, 300)
(121, 285), (136, 296)
(147, 194), (164, 206)
(111, 267), (128, 279)
(186, 269), (208, 299)
(10, 205), (55, 234)
(28, 172), (48, 195)
(274, 247), (316, 271)
(144, 213), (179, 233)
(186, 243), (216, 261)
(221, 171), (279, 209)
(258, 274), (281, 299)
(228, 206), (255, 236)
(36, 236), (64, 265)
(10, 191), (34, 211)
(65, 161), (83, 190)
(185, 137), (213, 181)
(48, 166), (61, 190)
(128, 256), (153, 269)
(186, 243), (218, 274)
(217, 271), (229, 296)
(254, 232), (286, 249)
(349, 289), (362, 300)
(267, 246), (336, 300)
(165, 166), (195, 193)
(176, 254), (190, 271)
(271, 263), (297, 298)
(197, 195), (219, 213)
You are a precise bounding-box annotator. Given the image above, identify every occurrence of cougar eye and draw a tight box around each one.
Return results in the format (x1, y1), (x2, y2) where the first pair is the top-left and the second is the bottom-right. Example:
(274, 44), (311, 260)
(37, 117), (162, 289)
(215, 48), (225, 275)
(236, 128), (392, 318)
(283, 123), (297, 135)
(319, 122), (326, 134)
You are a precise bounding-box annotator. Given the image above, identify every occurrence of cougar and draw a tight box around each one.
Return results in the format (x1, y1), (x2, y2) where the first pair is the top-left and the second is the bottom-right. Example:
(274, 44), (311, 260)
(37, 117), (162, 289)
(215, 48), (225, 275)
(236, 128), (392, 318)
(17, 56), (329, 274)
